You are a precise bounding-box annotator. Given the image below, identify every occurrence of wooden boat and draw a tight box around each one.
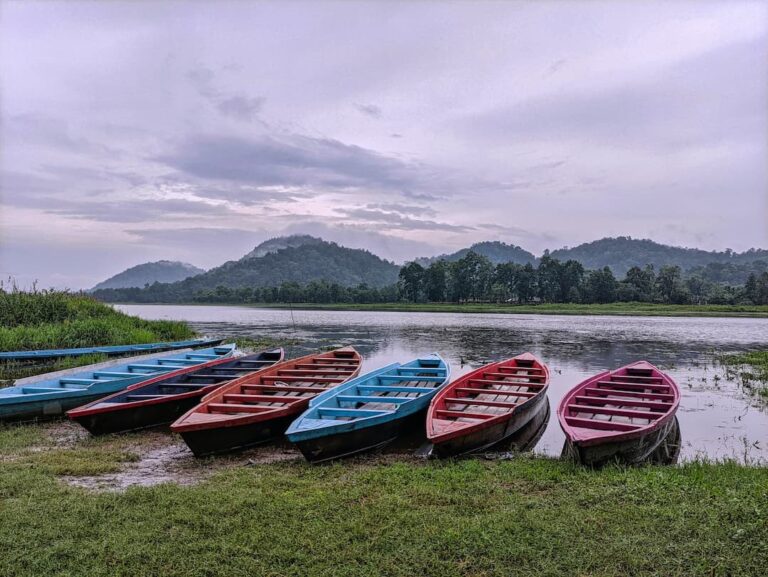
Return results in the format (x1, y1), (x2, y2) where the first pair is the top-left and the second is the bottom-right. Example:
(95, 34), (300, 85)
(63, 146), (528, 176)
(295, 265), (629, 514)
(426, 352), (549, 458)
(557, 361), (680, 466)
(0, 345), (235, 422)
(171, 347), (362, 457)
(0, 338), (224, 362)
(67, 349), (284, 435)
(286, 354), (450, 463)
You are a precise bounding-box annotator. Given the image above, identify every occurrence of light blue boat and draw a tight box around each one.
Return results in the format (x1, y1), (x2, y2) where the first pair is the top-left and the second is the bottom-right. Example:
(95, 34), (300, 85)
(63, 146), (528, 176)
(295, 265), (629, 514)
(0, 338), (224, 361)
(0, 344), (236, 422)
(286, 354), (449, 463)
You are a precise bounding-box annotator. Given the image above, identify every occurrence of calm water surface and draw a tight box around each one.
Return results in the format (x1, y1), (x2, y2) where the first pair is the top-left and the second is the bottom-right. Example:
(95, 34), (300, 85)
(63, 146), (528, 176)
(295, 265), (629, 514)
(119, 305), (768, 464)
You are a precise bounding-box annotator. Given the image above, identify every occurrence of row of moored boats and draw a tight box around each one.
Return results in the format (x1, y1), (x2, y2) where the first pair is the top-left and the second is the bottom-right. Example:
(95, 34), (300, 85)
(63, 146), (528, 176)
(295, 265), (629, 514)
(1, 343), (681, 466)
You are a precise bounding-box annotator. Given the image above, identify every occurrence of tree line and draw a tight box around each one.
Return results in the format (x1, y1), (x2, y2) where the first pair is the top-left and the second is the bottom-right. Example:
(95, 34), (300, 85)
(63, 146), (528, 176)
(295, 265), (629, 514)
(92, 251), (768, 306)
(397, 252), (768, 305)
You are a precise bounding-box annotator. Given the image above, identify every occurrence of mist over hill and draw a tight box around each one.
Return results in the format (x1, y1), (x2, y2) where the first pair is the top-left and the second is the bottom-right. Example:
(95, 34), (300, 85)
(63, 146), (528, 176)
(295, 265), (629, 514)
(91, 261), (204, 291)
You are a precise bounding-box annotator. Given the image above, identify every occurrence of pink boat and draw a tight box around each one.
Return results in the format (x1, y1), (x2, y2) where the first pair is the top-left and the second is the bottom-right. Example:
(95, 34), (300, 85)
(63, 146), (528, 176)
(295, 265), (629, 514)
(558, 361), (680, 466)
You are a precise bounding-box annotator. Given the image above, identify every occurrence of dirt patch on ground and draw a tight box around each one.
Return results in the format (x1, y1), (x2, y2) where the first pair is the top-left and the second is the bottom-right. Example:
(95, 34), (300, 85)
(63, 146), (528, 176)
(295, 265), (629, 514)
(61, 431), (301, 491)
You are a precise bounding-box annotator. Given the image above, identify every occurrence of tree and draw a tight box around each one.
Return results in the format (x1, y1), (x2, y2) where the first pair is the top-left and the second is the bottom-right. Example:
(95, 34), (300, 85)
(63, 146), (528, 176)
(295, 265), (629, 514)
(656, 266), (690, 304)
(745, 273), (758, 303)
(623, 265), (656, 301)
(583, 267), (618, 304)
(536, 256), (561, 303)
(516, 264), (537, 303)
(398, 262), (425, 302)
(423, 261), (449, 302)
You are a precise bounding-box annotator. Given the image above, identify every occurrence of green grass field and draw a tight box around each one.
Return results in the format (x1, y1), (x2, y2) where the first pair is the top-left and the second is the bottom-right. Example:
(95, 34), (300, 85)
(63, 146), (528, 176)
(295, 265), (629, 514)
(240, 301), (768, 318)
(0, 423), (766, 577)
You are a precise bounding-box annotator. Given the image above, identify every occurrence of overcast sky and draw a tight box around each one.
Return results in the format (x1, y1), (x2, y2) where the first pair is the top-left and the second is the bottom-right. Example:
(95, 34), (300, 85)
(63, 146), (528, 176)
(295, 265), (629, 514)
(1, 1), (766, 289)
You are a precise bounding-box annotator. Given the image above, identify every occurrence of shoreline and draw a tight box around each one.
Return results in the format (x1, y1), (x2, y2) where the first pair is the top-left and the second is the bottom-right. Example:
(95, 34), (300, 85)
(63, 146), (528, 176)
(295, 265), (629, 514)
(114, 301), (768, 318)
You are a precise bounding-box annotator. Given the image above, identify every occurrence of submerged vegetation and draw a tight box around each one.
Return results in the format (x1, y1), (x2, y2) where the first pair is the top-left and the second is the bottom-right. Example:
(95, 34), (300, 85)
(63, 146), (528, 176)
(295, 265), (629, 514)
(721, 351), (768, 401)
(0, 423), (766, 576)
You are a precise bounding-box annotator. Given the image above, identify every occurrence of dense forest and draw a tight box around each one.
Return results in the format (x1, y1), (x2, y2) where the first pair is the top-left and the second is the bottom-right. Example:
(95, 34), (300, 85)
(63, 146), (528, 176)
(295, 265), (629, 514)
(93, 250), (768, 306)
(549, 237), (768, 278)
(91, 240), (400, 301)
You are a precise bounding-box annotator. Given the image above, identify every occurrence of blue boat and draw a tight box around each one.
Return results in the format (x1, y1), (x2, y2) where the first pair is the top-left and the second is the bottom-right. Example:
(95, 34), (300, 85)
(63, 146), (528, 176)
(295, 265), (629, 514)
(0, 338), (224, 362)
(286, 354), (450, 463)
(0, 344), (236, 422)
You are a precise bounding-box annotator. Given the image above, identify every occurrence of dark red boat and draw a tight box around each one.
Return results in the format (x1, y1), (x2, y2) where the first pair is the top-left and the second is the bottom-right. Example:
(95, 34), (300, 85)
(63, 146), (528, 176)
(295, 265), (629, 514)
(426, 352), (549, 457)
(171, 347), (362, 457)
(557, 361), (680, 466)
(67, 349), (284, 435)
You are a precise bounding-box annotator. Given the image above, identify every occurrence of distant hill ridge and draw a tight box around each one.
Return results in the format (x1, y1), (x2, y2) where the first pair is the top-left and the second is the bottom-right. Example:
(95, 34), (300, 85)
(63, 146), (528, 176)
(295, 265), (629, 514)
(416, 241), (537, 266)
(549, 237), (768, 277)
(91, 260), (204, 291)
(91, 235), (768, 295)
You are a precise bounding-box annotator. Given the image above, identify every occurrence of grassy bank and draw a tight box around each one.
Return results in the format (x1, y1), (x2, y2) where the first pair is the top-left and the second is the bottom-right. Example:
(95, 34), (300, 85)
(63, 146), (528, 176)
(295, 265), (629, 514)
(0, 290), (194, 352)
(235, 301), (768, 318)
(0, 423), (766, 576)
(0, 290), (195, 381)
(721, 351), (768, 401)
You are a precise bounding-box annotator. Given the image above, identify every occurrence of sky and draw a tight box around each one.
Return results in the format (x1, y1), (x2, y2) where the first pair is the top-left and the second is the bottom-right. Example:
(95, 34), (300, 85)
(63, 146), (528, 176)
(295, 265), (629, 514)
(1, 0), (766, 289)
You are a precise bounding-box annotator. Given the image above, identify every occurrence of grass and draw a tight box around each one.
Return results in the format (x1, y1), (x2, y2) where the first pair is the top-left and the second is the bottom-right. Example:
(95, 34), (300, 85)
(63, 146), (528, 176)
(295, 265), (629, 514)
(721, 351), (768, 401)
(0, 423), (766, 576)
(238, 301), (768, 318)
(0, 290), (196, 381)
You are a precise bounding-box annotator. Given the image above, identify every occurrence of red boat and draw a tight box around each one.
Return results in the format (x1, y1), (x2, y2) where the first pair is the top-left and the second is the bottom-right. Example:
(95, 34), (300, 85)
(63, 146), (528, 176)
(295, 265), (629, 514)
(426, 352), (549, 457)
(557, 361), (680, 466)
(171, 347), (362, 456)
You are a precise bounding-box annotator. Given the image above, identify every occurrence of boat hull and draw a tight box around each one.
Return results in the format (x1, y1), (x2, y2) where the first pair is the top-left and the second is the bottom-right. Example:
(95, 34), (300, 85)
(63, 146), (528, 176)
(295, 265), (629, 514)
(0, 393), (109, 423)
(178, 413), (296, 457)
(562, 414), (678, 467)
(431, 393), (550, 458)
(293, 410), (425, 464)
(71, 395), (206, 436)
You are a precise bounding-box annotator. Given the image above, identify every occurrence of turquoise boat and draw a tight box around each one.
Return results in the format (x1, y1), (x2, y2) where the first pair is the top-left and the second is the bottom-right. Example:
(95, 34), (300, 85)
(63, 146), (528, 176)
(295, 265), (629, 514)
(0, 338), (224, 362)
(0, 344), (235, 422)
(286, 354), (449, 463)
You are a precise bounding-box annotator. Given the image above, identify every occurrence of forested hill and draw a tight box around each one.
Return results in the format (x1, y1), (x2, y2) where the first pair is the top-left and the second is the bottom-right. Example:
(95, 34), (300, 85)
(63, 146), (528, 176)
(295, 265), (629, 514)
(416, 241), (537, 266)
(92, 239), (400, 302)
(550, 237), (768, 277)
(91, 261), (204, 291)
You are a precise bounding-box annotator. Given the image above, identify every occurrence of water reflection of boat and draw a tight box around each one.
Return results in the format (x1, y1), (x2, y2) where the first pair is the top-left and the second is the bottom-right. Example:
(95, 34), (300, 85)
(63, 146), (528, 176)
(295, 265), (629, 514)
(426, 353), (550, 458)
(558, 361), (681, 466)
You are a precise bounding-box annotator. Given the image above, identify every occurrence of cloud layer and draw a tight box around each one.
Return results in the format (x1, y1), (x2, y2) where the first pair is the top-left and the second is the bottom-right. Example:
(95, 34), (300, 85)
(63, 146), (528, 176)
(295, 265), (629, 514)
(0, 1), (765, 288)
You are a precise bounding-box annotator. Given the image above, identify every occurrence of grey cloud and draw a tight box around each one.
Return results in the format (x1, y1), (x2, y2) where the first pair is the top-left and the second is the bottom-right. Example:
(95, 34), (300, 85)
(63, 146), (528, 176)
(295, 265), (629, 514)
(355, 103), (382, 119)
(335, 207), (473, 233)
(187, 66), (265, 123)
(8, 194), (237, 224)
(366, 203), (437, 217)
(216, 96), (265, 121)
(466, 39), (766, 150)
(156, 133), (447, 196)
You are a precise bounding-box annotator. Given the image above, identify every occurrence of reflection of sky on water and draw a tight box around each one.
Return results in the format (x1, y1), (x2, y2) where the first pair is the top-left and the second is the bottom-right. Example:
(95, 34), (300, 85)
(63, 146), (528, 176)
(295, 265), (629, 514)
(120, 305), (768, 464)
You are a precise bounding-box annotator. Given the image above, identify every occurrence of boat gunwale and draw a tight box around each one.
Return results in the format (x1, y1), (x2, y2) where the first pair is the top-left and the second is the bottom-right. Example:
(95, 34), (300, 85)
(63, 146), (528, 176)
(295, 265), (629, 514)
(170, 347), (362, 433)
(426, 352), (550, 443)
(66, 349), (284, 418)
(286, 354), (451, 442)
(557, 361), (681, 447)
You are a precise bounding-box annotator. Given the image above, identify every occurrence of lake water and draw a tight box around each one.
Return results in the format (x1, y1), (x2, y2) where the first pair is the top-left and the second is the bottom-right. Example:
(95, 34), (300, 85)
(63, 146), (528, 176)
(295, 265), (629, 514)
(119, 305), (768, 464)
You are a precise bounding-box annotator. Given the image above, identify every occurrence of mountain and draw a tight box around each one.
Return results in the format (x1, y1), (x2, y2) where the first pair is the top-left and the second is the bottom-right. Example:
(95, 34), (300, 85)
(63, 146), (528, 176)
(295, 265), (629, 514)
(92, 238), (400, 301)
(241, 235), (324, 260)
(416, 241), (537, 266)
(550, 237), (768, 277)
(91, 261), (205, 291)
